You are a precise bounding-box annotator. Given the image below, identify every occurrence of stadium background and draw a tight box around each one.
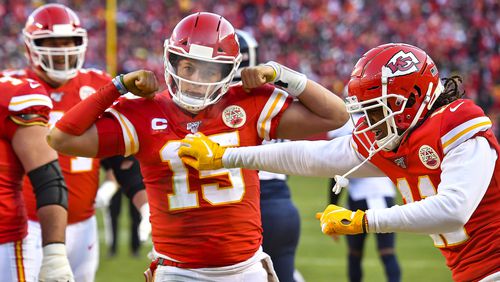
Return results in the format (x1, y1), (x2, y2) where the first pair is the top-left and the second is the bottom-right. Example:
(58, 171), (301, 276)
(1, 0), (498, 281)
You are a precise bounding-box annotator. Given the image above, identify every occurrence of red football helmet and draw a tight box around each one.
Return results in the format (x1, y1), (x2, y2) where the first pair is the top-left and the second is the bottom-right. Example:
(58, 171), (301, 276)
(23, 4), (87, 82)
(346, 43), (443, 153)
(164, 12), (242, 112)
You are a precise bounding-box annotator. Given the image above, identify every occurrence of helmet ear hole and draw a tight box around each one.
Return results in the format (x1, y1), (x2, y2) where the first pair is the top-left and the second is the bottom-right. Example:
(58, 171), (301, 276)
(406, 93), (416, 108)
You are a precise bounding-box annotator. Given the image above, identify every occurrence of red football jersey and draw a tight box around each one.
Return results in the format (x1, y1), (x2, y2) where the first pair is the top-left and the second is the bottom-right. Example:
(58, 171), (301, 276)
(354, 99), (500, 281)
(2, 69), (110, 224)
(95, 84), (292, 267)
(0, 76), (52, 243)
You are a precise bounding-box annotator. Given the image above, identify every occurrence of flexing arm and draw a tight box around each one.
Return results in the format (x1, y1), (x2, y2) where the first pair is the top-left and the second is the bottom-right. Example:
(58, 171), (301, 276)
(367, 137), (496, 234)
(240, 62), (348, 139)
(48, 70), (158, 157)
(276, 79), (348, 139)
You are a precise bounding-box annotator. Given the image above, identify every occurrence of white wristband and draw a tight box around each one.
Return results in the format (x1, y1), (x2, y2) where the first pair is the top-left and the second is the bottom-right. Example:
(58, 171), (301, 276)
(264, 61), (307, 97)
(43, 243), (67, 256)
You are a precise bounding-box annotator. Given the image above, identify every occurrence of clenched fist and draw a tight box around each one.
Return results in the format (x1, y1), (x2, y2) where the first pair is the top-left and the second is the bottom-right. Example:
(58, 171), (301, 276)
(122, 70), (159, 98)
(240, 65), (275, 92)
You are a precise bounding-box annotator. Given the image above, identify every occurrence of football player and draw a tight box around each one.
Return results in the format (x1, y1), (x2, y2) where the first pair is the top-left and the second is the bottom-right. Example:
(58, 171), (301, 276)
(0, 76), (73, 281)
(234, 29), (302, 282)
(47, 12), (348, 281)
(1, 4), (149, 281)
(178, 43), (500, 282)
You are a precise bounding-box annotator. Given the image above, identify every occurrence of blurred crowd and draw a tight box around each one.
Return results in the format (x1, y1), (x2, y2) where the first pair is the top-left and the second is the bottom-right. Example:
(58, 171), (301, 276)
(1, 0), (499, 128)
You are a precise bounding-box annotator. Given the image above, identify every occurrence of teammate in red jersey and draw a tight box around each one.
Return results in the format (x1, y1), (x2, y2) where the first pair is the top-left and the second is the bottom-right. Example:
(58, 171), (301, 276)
(47, 12), (348, 281)
(178, 43), (500, 282)
(0, 76), (73, 281)
(1, 4), (149, 281)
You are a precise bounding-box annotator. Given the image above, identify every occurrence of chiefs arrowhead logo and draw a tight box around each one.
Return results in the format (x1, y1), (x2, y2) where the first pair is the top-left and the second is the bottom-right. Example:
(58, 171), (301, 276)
(386, 51), (420, 77)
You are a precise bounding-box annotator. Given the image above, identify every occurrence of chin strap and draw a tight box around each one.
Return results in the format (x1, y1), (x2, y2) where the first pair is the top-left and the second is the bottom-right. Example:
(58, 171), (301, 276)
(331, 154), (373, 195)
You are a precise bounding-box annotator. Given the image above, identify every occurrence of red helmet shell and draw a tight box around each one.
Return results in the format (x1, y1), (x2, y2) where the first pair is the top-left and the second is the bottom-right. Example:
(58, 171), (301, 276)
(348, 43), (440, 130)
(24, 4), (83, 37)
(168, 12), (240, 62)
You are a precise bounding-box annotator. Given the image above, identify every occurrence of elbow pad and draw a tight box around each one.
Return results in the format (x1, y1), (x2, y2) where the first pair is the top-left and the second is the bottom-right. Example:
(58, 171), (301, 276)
(101, 156), (145, 199)
(28, 160), (68, 210)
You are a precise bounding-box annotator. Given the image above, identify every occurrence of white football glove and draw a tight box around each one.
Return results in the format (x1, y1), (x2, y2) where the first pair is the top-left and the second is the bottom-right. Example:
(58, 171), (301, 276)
(94, 180), (119, 209)
(138, 203), (152, 243)
(39, 243), (74, 282)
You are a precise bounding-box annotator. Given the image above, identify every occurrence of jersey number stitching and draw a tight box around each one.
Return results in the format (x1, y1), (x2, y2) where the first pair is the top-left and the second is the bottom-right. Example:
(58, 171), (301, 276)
(160, 132), (245, 211)
(396, 176), (469, 248)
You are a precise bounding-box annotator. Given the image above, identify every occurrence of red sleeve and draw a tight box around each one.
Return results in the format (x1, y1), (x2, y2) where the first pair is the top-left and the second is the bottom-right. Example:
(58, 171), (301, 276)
(248, 83), (293, 140)
(56, 82), (121, 135)
(268, 100), (291, 140)
(3, 118), (20, 140)
(95, 114), (126, 157)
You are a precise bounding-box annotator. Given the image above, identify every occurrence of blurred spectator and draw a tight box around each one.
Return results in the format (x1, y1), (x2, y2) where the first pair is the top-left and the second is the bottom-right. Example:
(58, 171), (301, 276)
(1, 0), (498, 110)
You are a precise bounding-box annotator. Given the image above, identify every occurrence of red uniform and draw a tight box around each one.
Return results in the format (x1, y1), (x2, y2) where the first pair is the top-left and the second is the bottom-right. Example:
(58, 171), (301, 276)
(2, 68), (110, 224)
(0, 76), (52, 243)
(95, 84), (291, 267)
(355, 99), (500, 281)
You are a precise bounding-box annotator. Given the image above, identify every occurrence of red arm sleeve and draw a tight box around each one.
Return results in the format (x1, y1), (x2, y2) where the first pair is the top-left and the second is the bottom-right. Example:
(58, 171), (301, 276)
(56, 82), (121, 135)
(95, 115), (126, 157)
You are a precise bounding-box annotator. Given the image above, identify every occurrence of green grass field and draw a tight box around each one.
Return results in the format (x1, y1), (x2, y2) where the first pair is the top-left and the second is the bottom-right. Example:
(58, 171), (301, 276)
(95, 176), (452, 282)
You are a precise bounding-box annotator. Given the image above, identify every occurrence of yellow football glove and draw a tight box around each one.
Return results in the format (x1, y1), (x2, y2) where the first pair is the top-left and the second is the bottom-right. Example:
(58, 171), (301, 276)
(315, 204), (368, 235)
(178, 132), (226, 170)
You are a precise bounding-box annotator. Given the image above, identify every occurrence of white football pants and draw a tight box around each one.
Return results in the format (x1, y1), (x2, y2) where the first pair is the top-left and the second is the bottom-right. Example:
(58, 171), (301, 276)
(25, 216), (99, 282)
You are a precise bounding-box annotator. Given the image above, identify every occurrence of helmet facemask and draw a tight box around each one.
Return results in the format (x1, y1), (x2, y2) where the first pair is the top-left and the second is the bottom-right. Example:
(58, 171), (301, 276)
(347, 66), (443, 154)
(164, 40), (241, 113)
(24, 27), (87, 82)
(347, 94), (406, 154)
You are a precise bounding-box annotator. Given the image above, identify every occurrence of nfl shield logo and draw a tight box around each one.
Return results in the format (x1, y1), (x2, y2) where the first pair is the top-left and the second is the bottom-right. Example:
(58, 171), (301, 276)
(187, 121), (202, 133)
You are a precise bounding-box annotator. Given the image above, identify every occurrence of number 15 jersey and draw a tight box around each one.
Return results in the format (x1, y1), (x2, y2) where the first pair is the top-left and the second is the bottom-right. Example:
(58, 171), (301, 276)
(95, 84), (292, 267)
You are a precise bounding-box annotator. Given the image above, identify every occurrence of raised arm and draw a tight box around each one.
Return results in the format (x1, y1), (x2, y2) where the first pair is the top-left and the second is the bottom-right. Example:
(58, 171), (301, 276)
(241, 62), (348, 139)
(47, 70), (158, 157)
(276, 78), (348, 139)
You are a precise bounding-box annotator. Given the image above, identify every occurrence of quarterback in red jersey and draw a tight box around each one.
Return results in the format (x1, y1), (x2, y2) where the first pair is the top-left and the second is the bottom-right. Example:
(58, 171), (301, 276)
(178, 43), (500, 282)
(1, 4), (149, 281)
(47, 12), (348, 281)
(0, 76), (73, 281)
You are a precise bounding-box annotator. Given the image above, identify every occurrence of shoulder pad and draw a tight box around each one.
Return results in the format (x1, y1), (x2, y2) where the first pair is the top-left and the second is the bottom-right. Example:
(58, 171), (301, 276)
(0, 69), (27, 78)
(439, 99), (492, 154)
(10, 113), (49, 126)
(79, 68), (112, 79)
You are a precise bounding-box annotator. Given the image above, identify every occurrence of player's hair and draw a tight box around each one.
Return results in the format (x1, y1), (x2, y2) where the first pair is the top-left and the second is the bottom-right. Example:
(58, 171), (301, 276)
(431, 75), (465, 111)
(407, 75), (465, 134)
